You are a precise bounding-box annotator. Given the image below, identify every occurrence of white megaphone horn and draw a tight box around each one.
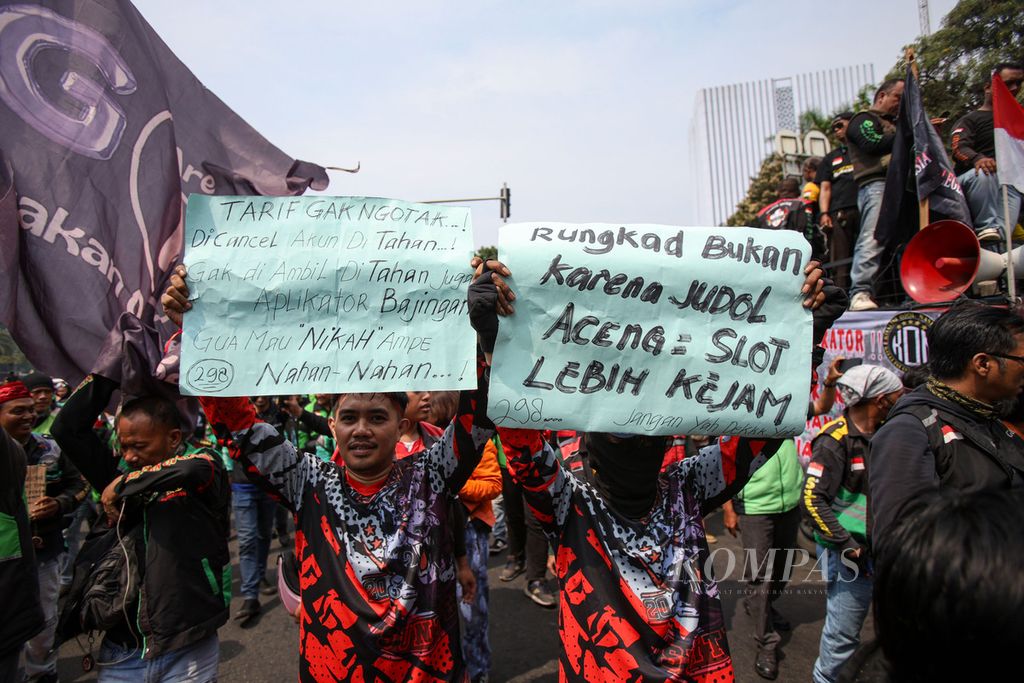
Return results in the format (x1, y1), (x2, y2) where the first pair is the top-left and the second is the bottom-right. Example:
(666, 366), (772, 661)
(900, 220), (1023, 304)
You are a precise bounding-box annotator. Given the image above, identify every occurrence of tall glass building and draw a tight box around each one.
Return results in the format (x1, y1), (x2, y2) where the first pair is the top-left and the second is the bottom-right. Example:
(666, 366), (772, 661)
(690, 64), (876, 226)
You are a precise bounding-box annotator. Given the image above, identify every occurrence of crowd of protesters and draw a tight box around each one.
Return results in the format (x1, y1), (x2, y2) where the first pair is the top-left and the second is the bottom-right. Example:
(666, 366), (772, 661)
(756, 62), (1024, 311)
(2, 66), (1024, 683)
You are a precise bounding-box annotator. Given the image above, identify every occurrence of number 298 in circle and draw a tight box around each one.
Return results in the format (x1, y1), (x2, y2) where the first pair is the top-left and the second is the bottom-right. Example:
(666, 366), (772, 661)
(185, 359), (235, 393)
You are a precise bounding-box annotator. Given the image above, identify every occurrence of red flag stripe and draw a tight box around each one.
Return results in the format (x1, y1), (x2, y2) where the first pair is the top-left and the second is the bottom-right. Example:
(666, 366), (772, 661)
(993, 74), (1024, 140)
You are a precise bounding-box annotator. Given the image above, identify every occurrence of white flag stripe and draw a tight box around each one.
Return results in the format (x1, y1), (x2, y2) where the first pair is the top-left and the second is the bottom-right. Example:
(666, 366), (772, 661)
(995, 127), (1024, 193)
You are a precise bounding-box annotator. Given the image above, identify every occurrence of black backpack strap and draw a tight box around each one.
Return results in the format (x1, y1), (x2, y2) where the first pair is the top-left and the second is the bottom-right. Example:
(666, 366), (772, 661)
(899, 404), (947, 454)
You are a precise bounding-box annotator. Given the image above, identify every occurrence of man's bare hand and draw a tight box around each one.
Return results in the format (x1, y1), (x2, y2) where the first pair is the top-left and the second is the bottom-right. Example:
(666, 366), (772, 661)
(469, 257), (515, 316)
(456, 555), (476, 604)
(826, 356), (845, 385)
(161, 265), (192, 328)
(29, 496), (59, 522)
(282, 396), (304, 418)
(820, 213), (834, 233)
(975, 157), (997, 175)
(723, 507), (740, 538)
(101, 475), (124, 526)
(802, 261), (826, 310)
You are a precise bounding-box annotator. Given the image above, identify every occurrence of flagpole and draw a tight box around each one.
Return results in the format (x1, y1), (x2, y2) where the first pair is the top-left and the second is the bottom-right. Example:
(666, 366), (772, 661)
(906, 47), (930, 231)
(1006, 184), (1017, 303)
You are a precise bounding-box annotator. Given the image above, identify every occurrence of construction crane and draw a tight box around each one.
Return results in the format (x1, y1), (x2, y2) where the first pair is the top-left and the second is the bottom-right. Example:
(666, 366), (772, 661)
(918, 0), (931, 36)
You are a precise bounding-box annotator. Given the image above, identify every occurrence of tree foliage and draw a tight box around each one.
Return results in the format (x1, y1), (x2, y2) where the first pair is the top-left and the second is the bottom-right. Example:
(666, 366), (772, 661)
(799, 109), (831, 136)
(725, 155), (783, 227)
(889, 0), (1024, 122)
(0, 325), (30, 375)
(724, 0), (1022, 227)
(475, 245), (497, 261)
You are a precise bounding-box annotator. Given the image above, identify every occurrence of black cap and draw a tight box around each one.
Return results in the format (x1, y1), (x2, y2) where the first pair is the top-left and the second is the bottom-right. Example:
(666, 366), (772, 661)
(22, 372), (53, 391)
(831, 111), (854, 126)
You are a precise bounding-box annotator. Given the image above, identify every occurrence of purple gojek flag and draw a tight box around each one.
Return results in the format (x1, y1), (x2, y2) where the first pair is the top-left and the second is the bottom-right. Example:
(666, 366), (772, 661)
(0, 0), (328, 384)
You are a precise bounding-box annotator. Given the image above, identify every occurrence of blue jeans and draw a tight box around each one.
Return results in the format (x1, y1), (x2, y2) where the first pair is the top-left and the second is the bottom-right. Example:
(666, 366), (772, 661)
(958, 169), (1022, 235)
(98, 633), (219, 682)
(61, 498), (97, 585)
(459, 521), (492, 679)
(232, 485), (276, 600)
(849, 181), (886, 296)
(24, 556), (61, 679)
(812, 546), (873, 683)
(491, 493), (506, 543)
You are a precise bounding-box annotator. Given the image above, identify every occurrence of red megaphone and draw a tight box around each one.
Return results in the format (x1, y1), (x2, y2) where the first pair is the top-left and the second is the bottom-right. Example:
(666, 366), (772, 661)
(900, 220), (1006, 303)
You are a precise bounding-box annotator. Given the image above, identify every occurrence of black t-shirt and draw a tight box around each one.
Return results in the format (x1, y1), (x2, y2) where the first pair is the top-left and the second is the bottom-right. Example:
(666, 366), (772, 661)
(951, 109), (994, 176)
(815, 145), (858, 211)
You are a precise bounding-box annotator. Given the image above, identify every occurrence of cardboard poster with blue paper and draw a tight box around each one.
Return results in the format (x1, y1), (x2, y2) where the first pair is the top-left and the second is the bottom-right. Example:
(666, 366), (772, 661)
(488, 223), (813, 437)
(179, 195), (476, 396)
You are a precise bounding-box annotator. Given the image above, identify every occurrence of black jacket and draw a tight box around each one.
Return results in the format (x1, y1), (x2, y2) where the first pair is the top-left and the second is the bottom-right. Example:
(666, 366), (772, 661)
(52, 375), (231, 659)
(868, 386), (1024, 541)
(0, 430), (45, 657)
(847, 109), (898, 185)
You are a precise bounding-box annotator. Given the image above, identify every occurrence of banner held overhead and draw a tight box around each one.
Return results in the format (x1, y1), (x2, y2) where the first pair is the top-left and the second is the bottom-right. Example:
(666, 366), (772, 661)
(489, 223), (813, 437)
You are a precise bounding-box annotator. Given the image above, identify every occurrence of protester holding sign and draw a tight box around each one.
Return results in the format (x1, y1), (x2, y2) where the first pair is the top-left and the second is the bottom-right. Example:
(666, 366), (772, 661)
(0, 380), (86, 682)
(0, 410), (45, 682)
(487, 253), (842, 681)
(162, 260), (507, 682)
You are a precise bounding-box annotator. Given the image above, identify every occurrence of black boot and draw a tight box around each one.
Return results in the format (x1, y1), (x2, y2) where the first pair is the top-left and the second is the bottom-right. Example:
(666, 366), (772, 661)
(234, 597), (261, 625)
(754, 646), (778, 680)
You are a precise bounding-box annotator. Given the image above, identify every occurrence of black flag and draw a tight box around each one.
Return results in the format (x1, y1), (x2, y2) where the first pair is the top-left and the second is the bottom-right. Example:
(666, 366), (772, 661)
(875, 66), (971, 248)
(0, 1), (328, 382)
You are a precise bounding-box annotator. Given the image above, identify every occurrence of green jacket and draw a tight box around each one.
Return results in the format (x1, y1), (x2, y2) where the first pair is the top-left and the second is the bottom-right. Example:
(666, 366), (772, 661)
(734, 439), (802, 515)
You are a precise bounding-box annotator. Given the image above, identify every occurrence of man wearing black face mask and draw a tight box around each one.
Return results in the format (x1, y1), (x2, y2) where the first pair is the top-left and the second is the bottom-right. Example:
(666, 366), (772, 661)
(496, 261), (845, 682)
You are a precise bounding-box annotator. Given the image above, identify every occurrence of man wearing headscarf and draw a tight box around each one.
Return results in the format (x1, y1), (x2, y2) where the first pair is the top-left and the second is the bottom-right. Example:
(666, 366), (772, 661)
(801, 364), (903, 683)
(0, 389), (45, 682)
(0, 380), (86, 682)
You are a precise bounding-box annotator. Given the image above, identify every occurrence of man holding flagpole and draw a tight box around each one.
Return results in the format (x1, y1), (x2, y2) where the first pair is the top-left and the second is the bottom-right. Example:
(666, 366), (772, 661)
(952, 63), (1024, 244)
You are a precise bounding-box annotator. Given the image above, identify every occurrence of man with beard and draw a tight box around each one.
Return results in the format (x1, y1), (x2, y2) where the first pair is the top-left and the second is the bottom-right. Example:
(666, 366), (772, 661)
(951, 62), (1024, 241)
(495, 262), (842, 681)
(870, 302), (1024, 543)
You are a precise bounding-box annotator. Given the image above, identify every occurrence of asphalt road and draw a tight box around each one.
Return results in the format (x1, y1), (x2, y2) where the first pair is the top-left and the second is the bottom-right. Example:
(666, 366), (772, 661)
(56, 509), (871, 682)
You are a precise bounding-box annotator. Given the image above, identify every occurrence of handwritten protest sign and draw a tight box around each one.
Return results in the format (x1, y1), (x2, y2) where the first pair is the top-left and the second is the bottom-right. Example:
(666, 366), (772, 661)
(179, 195), (476, 396)
(489, 223), (813, 437)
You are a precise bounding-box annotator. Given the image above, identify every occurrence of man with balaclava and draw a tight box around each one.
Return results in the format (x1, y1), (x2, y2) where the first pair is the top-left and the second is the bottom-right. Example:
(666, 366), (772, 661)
(495, 261), (841, 681)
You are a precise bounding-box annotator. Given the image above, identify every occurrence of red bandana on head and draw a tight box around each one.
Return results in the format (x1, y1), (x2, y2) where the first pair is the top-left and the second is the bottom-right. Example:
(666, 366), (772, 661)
(0, 381), (31, 405)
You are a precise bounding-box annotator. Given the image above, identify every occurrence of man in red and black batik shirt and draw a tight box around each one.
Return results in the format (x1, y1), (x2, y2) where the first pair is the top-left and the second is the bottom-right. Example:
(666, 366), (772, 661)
(162, 262), (510, 682)
(498, 263), (837, 682)
(502, 428), (781, 681)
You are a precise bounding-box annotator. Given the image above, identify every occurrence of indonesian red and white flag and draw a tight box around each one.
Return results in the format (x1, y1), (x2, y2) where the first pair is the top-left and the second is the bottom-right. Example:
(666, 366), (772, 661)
(993, 73), (1024, 193)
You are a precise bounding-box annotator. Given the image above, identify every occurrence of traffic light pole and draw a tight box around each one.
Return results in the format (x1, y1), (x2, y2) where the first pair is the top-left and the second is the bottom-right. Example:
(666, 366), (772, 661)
(419, 183), (511, 222)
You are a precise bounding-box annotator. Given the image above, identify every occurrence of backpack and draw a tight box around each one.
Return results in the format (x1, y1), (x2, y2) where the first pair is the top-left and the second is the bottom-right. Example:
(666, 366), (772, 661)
(57, 517), (143, 644)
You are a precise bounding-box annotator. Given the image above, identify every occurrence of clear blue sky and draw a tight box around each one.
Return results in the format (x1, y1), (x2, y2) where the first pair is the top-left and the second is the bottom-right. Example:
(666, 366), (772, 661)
(135, 0), (958, 246)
